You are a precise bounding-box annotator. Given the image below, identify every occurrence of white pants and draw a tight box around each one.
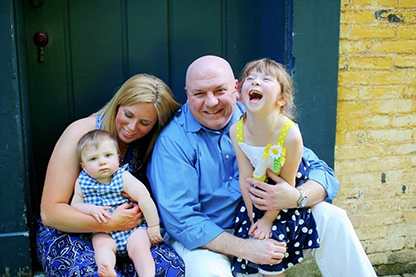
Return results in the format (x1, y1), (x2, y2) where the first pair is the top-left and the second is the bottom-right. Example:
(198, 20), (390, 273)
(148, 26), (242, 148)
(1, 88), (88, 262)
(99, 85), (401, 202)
(170, 202), (376, 277)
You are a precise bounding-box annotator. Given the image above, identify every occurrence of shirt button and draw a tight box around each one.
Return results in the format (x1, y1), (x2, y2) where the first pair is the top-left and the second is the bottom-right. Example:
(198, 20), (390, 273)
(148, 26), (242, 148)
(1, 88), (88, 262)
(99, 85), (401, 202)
(229, 176), (233, 180)
(225, 154), (230, 159)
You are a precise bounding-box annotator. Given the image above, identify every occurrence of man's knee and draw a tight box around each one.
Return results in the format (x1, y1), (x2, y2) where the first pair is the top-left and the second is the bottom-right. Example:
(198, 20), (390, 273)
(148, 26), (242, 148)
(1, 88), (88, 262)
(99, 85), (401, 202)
(186, 252), (232, 276)
(311, 201), (348, 225)
(174, 244), (232, 276)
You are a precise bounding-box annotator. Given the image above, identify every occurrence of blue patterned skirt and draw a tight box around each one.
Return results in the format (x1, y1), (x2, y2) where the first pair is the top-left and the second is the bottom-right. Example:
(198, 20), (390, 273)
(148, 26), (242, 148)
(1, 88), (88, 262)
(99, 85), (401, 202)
(36, 220), (185, 277)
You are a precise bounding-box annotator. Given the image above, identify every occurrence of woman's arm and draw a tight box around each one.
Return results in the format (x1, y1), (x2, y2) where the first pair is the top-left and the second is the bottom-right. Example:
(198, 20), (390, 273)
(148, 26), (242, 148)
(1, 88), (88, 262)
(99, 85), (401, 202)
(40, 116), (139, 233)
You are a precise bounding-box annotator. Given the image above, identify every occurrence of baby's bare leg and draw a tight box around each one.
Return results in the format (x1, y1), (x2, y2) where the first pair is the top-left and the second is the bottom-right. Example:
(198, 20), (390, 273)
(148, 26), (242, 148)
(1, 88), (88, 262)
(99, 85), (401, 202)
(127, 228), (154, 277)
(92, 233), (117, 277)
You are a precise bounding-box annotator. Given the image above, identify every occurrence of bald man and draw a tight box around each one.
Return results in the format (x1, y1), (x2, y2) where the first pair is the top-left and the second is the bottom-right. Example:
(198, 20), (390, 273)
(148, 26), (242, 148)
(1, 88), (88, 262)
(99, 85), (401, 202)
(148, 55), (375, 277)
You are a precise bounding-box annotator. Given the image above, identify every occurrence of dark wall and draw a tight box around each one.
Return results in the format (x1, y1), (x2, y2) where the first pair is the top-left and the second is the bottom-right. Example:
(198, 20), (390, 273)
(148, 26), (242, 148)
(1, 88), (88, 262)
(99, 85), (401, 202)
(0, 0), (32, 275)
(0, 0), (340, 273)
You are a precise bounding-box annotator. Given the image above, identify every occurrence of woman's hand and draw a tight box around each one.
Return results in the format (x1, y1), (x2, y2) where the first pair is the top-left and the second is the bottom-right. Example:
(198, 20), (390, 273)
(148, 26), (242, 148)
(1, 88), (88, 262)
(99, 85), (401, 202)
(108, 203), (142, 231)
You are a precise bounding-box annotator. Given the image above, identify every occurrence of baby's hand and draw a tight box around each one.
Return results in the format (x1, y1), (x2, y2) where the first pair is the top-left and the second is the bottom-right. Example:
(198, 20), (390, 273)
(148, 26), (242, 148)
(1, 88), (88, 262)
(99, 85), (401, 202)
(90, 206), (111, 223)
(249, 218), (272, 240)
(147, 225), (163, 245)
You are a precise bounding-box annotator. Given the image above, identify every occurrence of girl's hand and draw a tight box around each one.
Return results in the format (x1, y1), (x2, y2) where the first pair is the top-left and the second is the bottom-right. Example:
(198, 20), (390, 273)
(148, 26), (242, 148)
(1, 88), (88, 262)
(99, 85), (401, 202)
(108, 203), (142, 231)
(147, 225), (163, 245)
(90, 206), (111, 223)
(249, 218), (273, 240)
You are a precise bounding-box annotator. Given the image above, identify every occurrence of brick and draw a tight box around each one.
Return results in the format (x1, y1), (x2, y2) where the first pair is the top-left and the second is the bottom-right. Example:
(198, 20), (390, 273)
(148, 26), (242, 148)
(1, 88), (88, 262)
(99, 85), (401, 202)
(351, 25), (396, 38)
(356, 225), (388, 240)
(392, 115), (416, 127)
(401, 85), (415, 98)
(370, 70), (414, 86)
(338, 55), (349, 70)
(353, 0), (375, 7)
(368, 129), (412, 142)
(342, 9), (376, 24)
(340, 171), (381, 185)
(373, 41), (416, 54)
(387, 248), (416, 264)
(375, 0), (399, 7)
(368, 99), (414, 114)
(368, 252), (388, 265)
(399, 0), (416, 7)
(395, 56), (416, 68)
(364, 236), (406, 253)
(337, 86), (360, 100)
(359, 86), (405, 99)
(405, 210), (416, 223)
(349, 55), (394, 70)
(337, 100), (369, 116)
(335, 131), (348, 145)
(348, 214), (364, 228)
(336, 158), (369, 173)
(347, 114), (391, 130)
(387, 223), (416, 237)
(397, 26), (416, 39)
(366, 155), (410, 171)
(339, 39), (373, 54)
(359, 199), (403, 213)
(336, 186), (363, 201)
(344, 130), (368, 145)
(361, 212), (405, 228)
(339, 23), (350, 39)
(363, 185), (407, 200)
(338, 70), (372, 86)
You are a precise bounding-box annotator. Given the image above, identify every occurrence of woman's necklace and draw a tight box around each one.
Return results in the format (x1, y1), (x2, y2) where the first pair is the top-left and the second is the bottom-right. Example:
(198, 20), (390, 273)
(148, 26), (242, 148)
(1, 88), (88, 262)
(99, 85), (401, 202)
(119, 144), (129, 164)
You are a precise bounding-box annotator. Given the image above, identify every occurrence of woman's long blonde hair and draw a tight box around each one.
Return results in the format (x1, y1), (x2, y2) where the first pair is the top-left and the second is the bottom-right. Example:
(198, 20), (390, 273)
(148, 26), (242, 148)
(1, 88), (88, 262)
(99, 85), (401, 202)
(95, 73), (181, 162)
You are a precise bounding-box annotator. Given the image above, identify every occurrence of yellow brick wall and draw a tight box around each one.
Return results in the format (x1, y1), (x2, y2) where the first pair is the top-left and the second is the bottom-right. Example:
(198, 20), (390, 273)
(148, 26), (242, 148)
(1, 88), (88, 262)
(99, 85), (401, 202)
(334, 0), (416, 272)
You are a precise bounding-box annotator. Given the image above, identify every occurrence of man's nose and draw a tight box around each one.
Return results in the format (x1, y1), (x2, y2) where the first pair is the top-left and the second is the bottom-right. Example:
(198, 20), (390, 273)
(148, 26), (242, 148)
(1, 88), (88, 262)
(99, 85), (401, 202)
(205, 93), (218, 106)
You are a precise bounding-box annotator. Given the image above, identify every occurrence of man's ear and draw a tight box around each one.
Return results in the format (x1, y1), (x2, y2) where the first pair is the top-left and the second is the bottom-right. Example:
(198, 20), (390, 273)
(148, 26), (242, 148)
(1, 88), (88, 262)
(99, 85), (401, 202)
(185, 87), (190, 104)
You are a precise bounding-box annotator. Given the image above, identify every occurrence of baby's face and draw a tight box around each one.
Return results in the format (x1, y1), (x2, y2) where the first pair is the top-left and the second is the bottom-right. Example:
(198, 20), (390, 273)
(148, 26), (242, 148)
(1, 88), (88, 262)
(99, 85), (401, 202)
(81, 139), (119, 183)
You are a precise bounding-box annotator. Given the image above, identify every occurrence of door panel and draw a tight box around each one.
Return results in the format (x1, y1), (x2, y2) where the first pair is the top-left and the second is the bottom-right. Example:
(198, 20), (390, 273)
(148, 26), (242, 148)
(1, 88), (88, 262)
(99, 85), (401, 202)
(69, 1), (127, 118)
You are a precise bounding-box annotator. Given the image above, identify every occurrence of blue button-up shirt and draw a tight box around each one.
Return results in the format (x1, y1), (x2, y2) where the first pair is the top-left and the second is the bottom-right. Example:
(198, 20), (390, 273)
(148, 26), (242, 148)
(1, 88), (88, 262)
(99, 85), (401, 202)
(148, 102), (339, 250)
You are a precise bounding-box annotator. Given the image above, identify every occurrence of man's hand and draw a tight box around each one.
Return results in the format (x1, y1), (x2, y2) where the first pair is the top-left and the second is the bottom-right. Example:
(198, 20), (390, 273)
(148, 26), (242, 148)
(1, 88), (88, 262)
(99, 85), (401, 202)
(203, 230), (286, 266)
(246, 169), (299, 211)
(244, 238), (286, 265)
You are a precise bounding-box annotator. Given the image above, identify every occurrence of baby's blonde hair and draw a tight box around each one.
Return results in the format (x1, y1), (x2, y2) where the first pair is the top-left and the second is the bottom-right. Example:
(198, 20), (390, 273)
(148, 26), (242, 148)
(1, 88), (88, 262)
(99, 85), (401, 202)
(77, 130), (119, 163)
(239, 58), (296, 119)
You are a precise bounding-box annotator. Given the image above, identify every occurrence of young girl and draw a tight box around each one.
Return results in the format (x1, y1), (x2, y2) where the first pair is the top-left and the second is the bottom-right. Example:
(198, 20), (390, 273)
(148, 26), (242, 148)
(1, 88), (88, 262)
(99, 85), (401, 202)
(71, 129), (163, 277)
(230, 58), (320, 276)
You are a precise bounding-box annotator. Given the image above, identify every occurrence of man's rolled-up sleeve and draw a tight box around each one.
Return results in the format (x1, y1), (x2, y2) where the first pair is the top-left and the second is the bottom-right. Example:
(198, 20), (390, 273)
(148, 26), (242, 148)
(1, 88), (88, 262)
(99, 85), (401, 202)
(303, 147), (340, 201)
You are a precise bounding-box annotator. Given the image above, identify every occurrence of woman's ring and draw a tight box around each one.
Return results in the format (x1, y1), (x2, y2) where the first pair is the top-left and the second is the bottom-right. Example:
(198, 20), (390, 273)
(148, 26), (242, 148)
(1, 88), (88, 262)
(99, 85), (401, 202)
(260, 200), (264, 206)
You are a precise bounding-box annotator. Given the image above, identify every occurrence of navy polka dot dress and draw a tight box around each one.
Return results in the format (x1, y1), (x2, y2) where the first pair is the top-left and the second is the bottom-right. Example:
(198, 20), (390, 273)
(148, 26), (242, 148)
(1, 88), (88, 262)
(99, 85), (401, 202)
(232, 119), (320, 275)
